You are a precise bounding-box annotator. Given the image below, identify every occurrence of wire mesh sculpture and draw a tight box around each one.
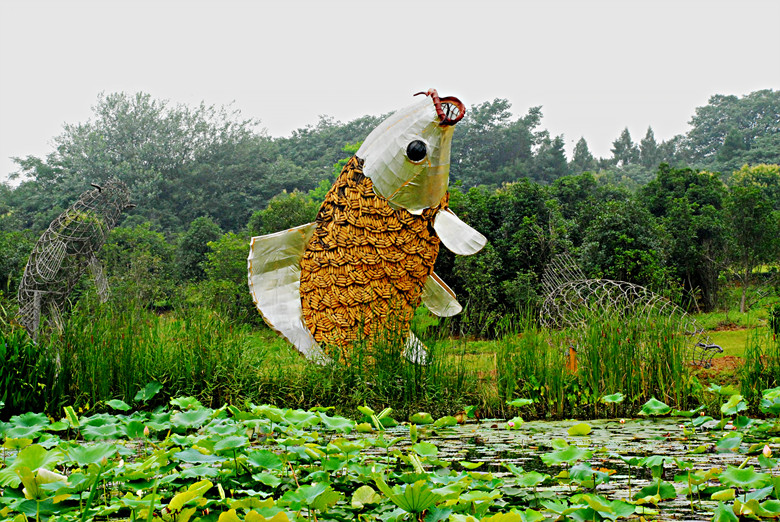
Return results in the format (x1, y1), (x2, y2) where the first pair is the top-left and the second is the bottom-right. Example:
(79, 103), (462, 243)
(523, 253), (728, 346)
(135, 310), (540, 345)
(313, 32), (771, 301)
(248, 89), (485, 363)
(18, 179), (134, 340)
(540, 253), (722, 368)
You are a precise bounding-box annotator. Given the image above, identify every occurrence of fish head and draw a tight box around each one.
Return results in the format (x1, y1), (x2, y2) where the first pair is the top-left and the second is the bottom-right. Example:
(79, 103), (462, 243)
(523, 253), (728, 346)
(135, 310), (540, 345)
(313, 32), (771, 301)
(356, 89), (465, 215)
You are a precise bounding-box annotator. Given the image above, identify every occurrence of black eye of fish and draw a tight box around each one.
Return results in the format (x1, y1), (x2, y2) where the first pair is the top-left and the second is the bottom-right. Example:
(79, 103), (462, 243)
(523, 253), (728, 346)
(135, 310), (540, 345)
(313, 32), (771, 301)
(406, 140), (427, 162)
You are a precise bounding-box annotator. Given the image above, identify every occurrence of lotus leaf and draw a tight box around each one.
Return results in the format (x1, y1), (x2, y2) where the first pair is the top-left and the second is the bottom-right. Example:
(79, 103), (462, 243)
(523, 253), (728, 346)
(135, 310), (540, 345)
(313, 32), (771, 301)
(214, 435), (248, 453)
(506, 416), (523, 429)
(374, 478), (442, 514)
(3, 438), (33, 450)
(721, 394), (747, 416)
(410, 412), (434, 424)
(709, 384), (739, 396)
(351, 485), (381, 509)
(106, 399), (131, 411)
(134, 381), (162, 402)
(66, 442), (117, 467)
(5, 425), (43, 439)
(412, 441), (438, 457)
(246, 449), (283, 470)
(639, 398), (671, 416)
(0, 444), (63, 487)
(174, 448), (224, 464)
(82, 423), (120, 440)
(632, 479), (677, 501)
(600, 393), (625, 404)
(10, 412), (49, 429)
(541, 443), (592, 466)
(719, 466), (771, 490)
(432, 415), (457, 428)
(568, 423), (592, 436)
(715, 434), (743, 453)
(318, 413), (354, 432)
(172, 409), (212, 430)
(711, 488), (736, 501)
(252, 472), (283, 488)
(515, 471), (549, 487)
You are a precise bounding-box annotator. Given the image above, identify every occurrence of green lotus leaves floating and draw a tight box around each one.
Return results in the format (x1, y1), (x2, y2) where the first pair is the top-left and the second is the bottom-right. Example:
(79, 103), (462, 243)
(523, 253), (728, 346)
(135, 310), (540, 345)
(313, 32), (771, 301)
(3, 391), (780, 521)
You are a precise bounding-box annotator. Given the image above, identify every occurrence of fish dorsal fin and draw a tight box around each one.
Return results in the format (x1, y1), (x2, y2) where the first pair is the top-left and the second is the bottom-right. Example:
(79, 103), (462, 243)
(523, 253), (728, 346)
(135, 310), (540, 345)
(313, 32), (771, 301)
(422, 272), (462, 317)
(247, 223), (328, 362)
(433, 209), (486, 255)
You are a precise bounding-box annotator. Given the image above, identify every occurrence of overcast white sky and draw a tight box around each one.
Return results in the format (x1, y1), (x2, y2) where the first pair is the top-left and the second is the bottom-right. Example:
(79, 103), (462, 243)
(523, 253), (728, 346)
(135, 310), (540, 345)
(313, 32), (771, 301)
(1, 0), (779, 185)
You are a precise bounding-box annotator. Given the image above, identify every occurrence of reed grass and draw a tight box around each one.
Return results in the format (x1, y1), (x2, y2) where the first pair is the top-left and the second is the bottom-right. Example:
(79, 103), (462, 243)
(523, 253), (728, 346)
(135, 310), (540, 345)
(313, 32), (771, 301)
(739, 326), (780, 409)
(1, 295), (742, 422)
(497, 313), (700, 419)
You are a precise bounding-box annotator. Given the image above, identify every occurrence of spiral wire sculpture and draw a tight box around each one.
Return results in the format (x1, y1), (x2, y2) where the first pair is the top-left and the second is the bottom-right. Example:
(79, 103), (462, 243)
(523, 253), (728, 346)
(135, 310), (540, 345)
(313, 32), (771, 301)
(540, 253), (722, 368)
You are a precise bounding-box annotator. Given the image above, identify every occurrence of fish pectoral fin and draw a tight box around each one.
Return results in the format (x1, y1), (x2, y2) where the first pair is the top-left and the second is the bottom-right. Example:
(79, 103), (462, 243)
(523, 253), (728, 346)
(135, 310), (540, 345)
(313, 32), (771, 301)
(433, 209), (486, 255)
(403, 332), (428, 365)
(247, 223), (327, 363)
(422, 272), (462, 317)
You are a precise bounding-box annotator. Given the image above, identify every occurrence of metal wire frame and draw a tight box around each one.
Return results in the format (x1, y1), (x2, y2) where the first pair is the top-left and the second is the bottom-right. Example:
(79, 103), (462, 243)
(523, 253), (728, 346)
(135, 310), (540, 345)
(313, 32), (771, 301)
(540, 253), (722, 368)
(17, 179), (134, 340)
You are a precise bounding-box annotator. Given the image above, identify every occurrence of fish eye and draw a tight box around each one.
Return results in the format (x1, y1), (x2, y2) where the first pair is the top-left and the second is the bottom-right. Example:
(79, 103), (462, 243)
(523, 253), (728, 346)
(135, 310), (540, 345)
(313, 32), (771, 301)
(406, 140), (427, 163)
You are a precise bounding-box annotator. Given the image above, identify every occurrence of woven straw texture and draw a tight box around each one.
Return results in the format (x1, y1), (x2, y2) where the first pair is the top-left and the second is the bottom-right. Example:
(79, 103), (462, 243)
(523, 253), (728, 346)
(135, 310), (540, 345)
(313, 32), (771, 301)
(300, 156), (446, 353)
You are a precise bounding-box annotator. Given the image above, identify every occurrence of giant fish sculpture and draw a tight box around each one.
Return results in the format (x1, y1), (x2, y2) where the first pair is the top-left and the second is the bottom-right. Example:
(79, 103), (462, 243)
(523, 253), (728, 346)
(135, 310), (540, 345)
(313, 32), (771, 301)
(248, 89), (485, 362)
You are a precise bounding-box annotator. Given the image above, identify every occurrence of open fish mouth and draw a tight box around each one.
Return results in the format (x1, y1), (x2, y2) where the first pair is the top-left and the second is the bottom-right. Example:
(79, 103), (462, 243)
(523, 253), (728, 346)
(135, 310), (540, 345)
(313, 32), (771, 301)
(415, 88), (466, 126)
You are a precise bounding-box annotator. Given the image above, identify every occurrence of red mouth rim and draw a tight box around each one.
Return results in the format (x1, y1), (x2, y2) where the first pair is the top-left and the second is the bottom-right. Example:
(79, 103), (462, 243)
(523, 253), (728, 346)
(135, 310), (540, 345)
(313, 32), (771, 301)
(414, 89), (466, 126)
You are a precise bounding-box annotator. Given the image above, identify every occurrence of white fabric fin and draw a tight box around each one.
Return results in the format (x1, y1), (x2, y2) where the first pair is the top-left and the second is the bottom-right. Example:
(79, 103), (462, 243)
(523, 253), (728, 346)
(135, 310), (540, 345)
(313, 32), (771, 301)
(422, 272), (462, 317)
(403, 332), (428, 365)
(433, 209), (486, 255)
(247, 223), (327, 363)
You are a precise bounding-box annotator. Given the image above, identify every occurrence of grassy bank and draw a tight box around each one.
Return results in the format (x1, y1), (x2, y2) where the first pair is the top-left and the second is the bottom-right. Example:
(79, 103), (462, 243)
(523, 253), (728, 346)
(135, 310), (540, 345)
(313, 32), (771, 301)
(1, 297), (777, 422)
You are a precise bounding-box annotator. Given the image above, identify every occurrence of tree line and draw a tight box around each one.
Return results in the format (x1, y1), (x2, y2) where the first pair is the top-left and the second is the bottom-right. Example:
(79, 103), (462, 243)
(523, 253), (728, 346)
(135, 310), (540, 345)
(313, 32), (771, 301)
(0, 90), (778, 335)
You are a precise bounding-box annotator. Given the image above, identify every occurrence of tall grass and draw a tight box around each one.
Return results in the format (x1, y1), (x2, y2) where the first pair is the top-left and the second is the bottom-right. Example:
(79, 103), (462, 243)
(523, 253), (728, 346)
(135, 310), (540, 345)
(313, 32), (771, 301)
(497, 313), (701, 419)
(3, 296), (476, 420)
(3, 295), (724, 421)
(53, 299), (263, 411)
(252, 320), (476, 419)
(740, 326), (780, 409)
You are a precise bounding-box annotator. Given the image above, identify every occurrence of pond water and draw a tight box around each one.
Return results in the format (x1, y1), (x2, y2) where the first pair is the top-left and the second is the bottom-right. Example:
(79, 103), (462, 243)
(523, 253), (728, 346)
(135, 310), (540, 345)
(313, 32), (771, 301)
(372, 417), (752, 521)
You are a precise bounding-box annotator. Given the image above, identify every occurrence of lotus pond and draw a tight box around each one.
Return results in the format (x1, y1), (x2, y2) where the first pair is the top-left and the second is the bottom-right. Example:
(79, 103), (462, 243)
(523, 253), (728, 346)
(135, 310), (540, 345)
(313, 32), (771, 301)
(3, 387), (780, 522)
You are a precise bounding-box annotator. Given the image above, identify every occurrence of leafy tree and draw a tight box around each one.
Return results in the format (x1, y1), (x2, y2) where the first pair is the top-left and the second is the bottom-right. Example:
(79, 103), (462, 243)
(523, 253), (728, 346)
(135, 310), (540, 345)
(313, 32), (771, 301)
(451, 100), (544, 187)
(275, 114), (382, 190)
(533, 135), (570, 183)
(100, 221), (176, 306)
(716, 128), (747, 165)
(177, 216), (223, 282)
(201, 232), (259, 324)
(729, 164), (780, 210)
(639, 127), (660, 168)
(0, 229), (36, 293)
(247, 190), (319, 236)
(724, 184), (780, 312)
(686, 89), (780, 166)
(640, 164), (727, 310)
(552, 172), (630, 247)
(610, 128), (639, 167)
(441, 181), (569, 329)
(580, 199), (669, 288)
(8, 92), (275, 232)
(569, 137), (596, 174)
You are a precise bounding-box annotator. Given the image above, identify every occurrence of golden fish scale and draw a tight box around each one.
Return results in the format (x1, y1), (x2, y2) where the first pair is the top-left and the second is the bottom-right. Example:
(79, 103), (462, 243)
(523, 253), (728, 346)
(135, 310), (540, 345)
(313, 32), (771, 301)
(300, 156), (446, 353)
